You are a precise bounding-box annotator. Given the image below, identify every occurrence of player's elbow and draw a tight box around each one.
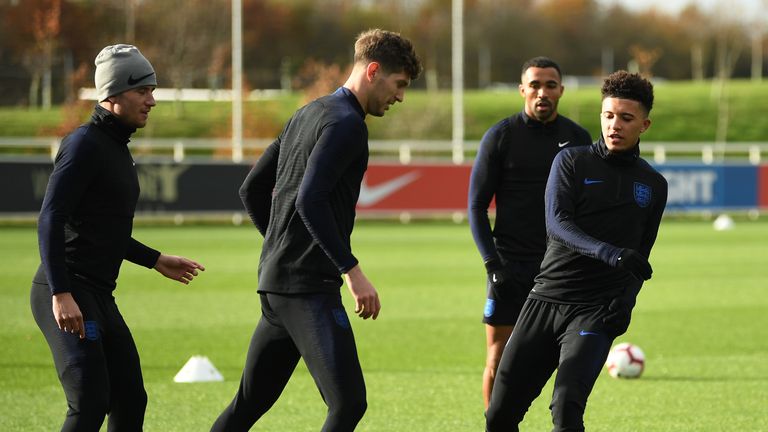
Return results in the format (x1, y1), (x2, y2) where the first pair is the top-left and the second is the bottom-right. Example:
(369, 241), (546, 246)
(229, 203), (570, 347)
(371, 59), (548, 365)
(295, 187), (328, 217)
(238, 181), (253, 203)
(295, 190), (309, 217)
(37, 209), (63, 237)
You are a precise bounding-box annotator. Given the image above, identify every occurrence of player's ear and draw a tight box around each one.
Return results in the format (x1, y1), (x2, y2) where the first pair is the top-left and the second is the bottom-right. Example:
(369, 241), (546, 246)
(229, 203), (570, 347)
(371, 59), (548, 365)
(366, 62), (380, 82)
(640, 118), (651, 133)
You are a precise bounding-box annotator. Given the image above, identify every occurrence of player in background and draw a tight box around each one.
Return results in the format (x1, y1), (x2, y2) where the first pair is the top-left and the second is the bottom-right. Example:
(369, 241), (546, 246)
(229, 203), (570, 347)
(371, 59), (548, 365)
(468, 56), (591, 410)
(31, 44), (205, 431)
(210, 29), (421, 432)
(485, 71), (668, 431)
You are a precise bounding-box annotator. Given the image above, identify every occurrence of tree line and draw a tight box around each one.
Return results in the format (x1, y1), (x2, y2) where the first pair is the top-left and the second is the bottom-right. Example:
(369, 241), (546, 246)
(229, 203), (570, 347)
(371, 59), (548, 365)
(0, 0), (761, 107)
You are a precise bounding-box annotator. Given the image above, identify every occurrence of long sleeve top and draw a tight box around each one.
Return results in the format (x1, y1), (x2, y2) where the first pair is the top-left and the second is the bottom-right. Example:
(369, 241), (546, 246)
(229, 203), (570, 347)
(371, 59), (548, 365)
(530, 137), (668, 304)
(468, 111), (591, 265)
(35, 106), (160, 295)
(239, 87), (368, 294)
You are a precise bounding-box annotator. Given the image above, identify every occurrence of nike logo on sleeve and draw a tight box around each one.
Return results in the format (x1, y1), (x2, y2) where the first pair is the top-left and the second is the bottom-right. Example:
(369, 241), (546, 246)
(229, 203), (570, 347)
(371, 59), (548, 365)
(579, 330), (599, 336)
(558, 141), (570, 148)
(583, 178), (604, 185)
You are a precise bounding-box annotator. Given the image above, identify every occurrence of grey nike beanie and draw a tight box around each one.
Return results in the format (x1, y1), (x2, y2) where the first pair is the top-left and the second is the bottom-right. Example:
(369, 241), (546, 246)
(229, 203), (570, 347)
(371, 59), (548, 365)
(94, 44), (157, 101)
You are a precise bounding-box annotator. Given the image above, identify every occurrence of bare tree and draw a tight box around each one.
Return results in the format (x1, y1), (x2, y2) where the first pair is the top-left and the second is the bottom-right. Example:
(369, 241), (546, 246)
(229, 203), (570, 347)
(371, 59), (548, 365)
(24, 0), (61, 110)
(710, 2), (748, 155)
(139, 0), (230, 117)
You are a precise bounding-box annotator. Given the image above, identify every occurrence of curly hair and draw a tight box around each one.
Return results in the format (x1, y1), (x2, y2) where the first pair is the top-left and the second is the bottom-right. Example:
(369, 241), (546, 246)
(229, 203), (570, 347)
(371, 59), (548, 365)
(601, 70), (654, 114)
(354, 29), (422, 80)
(521, 56), (562, 81)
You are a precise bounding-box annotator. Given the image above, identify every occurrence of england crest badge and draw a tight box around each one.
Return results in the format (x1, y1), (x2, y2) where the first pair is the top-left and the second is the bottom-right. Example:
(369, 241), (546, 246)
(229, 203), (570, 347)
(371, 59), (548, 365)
(634, 182), (651, 208)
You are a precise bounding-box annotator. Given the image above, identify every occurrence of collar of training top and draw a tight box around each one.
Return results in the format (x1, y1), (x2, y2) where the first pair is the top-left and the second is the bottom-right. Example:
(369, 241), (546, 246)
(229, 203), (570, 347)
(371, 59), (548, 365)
(91, 105), (136, 144)
(335, 87), (366, 119)
(521, 110), (558, 129)
(593, 136), (640, 166)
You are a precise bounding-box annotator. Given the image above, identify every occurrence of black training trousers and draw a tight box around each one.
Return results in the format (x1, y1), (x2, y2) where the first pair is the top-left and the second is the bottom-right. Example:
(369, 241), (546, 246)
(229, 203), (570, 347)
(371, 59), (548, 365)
(30, 281), (147, 432)
(211, 292), (367, 432)
(486, 298), (614, 432)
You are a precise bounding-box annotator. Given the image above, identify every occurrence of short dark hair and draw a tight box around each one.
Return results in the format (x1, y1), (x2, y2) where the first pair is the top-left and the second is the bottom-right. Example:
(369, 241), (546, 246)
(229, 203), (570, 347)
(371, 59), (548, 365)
(521, 56), (562, 81)
(354, 29), (422, 80)
(601, 70), (654, 114)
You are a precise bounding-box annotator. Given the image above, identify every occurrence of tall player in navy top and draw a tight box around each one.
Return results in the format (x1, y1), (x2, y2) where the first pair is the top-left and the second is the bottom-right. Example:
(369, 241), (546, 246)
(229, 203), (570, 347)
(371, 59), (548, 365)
(468, 57), (591, 410)
(486, 71), (668, 431)
(211, 29), (421, 432)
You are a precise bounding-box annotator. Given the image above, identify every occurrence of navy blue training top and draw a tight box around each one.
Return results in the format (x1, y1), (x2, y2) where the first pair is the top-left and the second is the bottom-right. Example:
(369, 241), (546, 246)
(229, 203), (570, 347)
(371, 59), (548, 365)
(35, 106), (160, 295)
(530, 137), (668, 304)
(239, 87), (368, 294)
(468, 111), (591, 265)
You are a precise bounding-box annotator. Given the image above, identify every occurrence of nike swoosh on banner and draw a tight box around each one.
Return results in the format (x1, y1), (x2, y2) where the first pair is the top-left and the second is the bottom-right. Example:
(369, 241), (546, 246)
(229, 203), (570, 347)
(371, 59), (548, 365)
(358, 171), (420, 207)
(558, 141), (570, 148)
(127, 72), (155, 85)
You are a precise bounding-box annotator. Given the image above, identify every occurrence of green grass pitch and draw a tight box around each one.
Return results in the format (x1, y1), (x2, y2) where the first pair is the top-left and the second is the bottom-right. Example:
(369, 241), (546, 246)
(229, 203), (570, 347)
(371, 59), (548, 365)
(1, 220), (766, 431)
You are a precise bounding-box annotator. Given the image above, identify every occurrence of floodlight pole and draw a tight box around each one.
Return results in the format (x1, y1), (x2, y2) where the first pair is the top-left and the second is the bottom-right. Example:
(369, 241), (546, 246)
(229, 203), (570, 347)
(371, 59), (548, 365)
(125, 0), (135, 44)
(451, 0), (464, 165)
(231, 0), (243, 163)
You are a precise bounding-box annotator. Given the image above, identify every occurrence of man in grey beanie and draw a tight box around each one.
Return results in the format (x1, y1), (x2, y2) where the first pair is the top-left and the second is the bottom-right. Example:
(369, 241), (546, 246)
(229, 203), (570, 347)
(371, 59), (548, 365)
(31, 44), (205, 431)
(95, 44), (158, 102)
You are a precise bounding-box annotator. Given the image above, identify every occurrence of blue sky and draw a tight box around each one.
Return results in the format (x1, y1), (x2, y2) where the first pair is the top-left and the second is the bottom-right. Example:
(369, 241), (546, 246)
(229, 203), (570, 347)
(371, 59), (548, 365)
(597, 0), (763, 22)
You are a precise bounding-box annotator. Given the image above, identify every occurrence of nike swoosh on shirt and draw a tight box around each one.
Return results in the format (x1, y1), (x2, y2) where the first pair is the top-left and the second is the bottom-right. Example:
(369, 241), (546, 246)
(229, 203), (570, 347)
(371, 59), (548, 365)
(558, 141), (570, 148)
(583, 178), (604, 185)
(127, 72), (155, 85)
(579, 330), (599, 336)
(358, 171), (420, 207)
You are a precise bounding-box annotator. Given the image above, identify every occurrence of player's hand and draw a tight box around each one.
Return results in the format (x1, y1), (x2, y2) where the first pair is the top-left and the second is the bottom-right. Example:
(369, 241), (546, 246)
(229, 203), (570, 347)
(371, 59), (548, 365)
(52, 292), (85, 339)
(485, 259), (510, 290)
(602, 297), (632, 336)
(344, 265), (381, 320)
(616, 249), (652, 281)
(154, 254), (205, 284)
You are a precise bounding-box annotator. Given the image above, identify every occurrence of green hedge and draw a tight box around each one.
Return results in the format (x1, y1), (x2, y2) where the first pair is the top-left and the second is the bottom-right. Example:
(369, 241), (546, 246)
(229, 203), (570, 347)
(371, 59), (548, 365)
(2, 80), (766, 142)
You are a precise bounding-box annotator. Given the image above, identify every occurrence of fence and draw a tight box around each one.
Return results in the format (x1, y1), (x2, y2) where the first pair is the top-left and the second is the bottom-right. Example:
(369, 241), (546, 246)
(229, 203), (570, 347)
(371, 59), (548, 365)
(2, 137), (768, 165)
(2, 138), (767, 221)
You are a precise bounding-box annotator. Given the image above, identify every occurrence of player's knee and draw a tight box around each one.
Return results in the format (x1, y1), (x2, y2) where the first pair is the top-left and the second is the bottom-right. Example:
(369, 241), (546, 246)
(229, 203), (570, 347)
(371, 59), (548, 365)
(550, 391), (586, 431)
(485, 407), (520, 432)
(329, 395), (367, 425)
(344, 397), (367, 420)
(66, 392), (110, 423)
(110, 383), (147, 421)
(552, 425), (585, 432)
(134, 386), (148, 411)
(60, 365), (110, 416)
(551, 412), (585, 431)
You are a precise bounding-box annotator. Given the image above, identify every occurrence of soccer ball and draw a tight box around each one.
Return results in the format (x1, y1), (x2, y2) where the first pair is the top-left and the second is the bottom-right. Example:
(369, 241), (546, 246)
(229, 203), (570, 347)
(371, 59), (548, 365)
(605, 342), (645, 379)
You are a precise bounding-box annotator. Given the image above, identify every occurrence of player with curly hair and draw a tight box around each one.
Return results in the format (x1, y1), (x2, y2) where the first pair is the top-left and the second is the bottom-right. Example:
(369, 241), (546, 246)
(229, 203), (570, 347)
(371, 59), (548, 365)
(486, 71), (668, 431)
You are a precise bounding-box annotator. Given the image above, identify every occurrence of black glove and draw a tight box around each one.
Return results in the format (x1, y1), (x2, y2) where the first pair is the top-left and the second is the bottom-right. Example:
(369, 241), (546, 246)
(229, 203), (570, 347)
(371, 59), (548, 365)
(602, 296), (633, 336)
(616, 249), (652, 281)
(484, 259), (509, 290)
